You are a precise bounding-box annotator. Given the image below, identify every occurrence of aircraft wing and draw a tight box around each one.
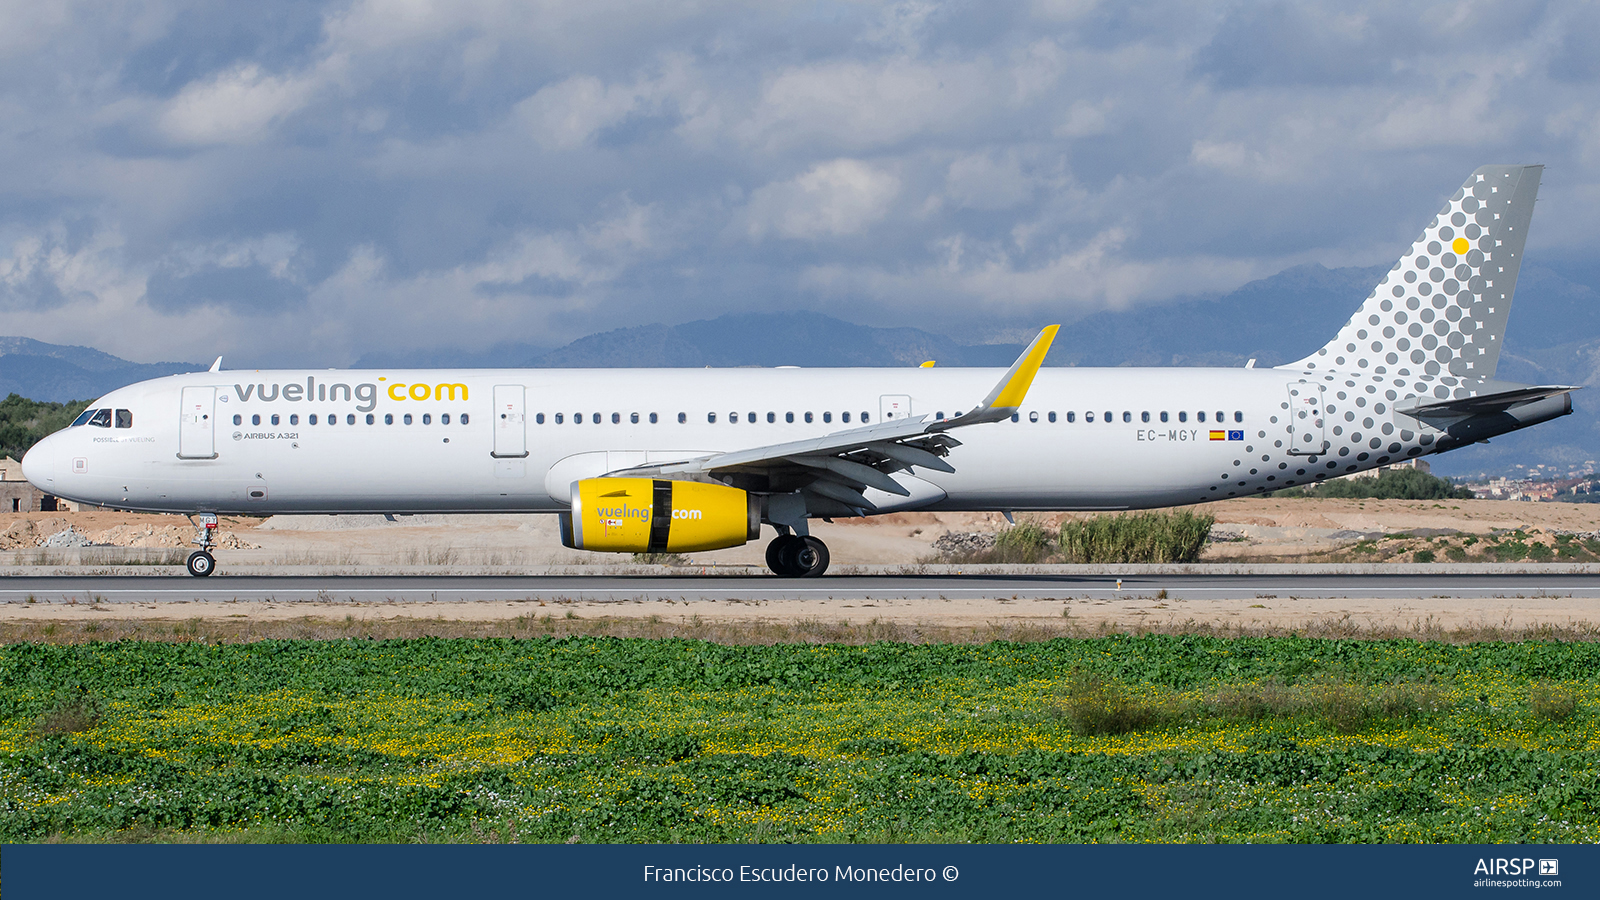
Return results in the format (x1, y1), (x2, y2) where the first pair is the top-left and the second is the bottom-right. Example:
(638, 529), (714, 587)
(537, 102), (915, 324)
(605, 325), (1060, 511)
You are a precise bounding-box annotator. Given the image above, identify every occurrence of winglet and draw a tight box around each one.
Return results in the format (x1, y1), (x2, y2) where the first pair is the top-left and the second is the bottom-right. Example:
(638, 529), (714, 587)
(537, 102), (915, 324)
(208, 356), (223, 372)
(937, 325), (1058, 427)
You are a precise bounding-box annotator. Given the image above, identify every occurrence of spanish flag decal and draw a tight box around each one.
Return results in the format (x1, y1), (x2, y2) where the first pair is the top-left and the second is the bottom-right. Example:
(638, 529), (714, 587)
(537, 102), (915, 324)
(1209, 430), (1226, 441)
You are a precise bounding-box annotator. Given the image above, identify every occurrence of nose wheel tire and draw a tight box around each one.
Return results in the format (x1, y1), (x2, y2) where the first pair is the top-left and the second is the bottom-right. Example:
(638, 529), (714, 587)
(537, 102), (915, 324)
(765, 534), (829, 577)
(185, 550), (216, 577)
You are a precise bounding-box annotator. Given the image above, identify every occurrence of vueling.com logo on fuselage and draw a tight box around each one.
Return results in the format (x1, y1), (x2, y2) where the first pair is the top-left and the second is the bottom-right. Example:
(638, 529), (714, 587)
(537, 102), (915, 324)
(231, 377), (467, 413)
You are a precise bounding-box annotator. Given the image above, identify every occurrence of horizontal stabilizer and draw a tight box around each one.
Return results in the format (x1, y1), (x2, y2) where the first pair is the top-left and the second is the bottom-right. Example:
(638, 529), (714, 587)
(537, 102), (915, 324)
(1398, 385), (1578, 419)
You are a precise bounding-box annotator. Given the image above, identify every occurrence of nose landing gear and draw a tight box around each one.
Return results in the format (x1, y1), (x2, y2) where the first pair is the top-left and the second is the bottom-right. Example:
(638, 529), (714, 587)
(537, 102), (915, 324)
(765, 533), (829, 577)
(185, 513), (218, 577)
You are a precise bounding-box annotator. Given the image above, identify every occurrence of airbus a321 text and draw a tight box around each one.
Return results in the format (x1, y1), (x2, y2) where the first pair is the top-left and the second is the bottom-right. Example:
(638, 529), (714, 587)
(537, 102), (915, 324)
(23, 165), (1573, 577)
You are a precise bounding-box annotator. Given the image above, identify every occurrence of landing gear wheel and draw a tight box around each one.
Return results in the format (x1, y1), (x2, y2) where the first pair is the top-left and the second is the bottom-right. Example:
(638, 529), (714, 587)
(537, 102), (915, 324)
(794, 536), (829, 578)
(185, 550), (215, 577)
(765, 534), (806, 576)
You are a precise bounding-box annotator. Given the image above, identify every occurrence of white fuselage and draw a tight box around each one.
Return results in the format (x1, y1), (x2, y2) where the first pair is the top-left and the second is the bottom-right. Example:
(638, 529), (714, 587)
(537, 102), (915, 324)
(22, 364), (1440, 516)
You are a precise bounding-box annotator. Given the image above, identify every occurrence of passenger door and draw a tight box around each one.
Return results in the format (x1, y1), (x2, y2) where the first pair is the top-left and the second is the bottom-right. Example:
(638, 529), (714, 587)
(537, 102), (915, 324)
(178, 386), (218, 459)
(492, 384), (528, 458)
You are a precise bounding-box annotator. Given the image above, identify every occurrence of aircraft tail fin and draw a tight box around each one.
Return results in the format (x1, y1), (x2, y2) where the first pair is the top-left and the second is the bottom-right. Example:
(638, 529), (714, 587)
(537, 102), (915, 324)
(1285, 164), (1542, 380)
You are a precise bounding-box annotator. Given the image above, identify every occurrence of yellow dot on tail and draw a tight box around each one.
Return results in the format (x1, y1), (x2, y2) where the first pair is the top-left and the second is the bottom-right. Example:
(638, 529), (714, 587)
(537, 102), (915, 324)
(1452, 237), (1470, 254)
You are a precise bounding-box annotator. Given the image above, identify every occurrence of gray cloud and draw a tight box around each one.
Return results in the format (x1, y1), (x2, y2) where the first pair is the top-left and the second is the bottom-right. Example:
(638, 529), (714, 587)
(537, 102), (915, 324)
(0, 0), (1596, 366)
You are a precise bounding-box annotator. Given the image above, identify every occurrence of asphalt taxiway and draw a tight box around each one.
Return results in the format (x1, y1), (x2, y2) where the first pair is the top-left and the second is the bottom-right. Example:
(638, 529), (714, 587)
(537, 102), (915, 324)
(4, 573), (1600, 605)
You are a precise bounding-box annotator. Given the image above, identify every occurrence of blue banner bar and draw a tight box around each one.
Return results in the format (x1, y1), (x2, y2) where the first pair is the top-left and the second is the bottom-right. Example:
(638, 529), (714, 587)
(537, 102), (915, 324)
(3, 844), (1592, 899)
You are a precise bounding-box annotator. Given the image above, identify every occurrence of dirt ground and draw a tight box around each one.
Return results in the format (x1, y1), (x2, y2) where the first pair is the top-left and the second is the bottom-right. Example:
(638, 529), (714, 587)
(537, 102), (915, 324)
(4, 499), (1600, 634)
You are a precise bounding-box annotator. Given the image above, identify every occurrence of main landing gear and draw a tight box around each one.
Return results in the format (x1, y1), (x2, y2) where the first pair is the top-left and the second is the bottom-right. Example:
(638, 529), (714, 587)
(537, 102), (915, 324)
(765, 533), (829, 577)
(186, 512), (218, 577)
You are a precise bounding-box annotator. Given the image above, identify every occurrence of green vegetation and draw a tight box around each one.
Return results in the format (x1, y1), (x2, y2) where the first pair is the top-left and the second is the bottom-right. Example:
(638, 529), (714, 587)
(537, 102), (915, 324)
(1268, 468), (1475, 500)
(1057, 510), (1215, 563)
(3, 634), (1597, 843)
(942, 511), (1216, 564)
(0, 393), (90, 461)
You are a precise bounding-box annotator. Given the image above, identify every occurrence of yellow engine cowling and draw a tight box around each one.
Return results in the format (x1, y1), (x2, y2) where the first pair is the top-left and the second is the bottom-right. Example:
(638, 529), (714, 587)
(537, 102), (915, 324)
(559, 478), (759, 553)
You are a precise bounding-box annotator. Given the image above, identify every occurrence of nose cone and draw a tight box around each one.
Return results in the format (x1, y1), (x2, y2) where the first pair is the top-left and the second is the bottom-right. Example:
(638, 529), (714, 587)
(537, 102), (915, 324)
(21, 434), (57, 490)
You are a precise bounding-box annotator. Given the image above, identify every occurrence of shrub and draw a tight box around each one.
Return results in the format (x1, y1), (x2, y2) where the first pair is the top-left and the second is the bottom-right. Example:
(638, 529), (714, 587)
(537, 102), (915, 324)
(1297, 468), (1475, 500)
(33, 695), (103, 736)
(1413, 549), (1435, 563)
(1058, 510), (1215, 563)
(989, 522), (1057, 563)
(1530, 684), (1578, 722)
(1055, 668), (1165, 735)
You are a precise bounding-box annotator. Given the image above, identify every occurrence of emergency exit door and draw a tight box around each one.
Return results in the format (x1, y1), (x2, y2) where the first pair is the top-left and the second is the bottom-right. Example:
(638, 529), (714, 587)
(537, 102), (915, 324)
(178, 386), (218, 459)
(492, 384), (528, 458)
(880, 395), (912, 420)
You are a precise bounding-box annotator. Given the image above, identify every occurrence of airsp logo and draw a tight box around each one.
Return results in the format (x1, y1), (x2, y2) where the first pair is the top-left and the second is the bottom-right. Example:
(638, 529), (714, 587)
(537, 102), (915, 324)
(232, 432), (243, 442)
(1540, 859), (1559, 876)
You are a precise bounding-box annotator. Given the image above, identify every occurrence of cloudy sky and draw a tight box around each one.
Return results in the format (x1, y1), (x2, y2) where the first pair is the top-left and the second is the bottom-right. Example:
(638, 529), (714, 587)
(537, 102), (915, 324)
(1, 0), (1597, 367)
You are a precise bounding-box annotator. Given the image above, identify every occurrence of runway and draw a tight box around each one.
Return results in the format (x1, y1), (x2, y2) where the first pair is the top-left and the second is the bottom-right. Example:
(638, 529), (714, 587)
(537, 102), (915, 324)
(5, 572), (1600, 604)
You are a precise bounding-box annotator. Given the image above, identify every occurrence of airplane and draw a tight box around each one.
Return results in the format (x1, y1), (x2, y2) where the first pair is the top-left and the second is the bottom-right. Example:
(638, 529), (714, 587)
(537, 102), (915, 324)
(22, 164), (1573, 578)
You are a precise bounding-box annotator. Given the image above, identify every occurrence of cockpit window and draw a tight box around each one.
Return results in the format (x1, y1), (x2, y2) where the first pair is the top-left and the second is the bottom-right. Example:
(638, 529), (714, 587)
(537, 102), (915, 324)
(115, 409), (133, 428)
(71, 409), (96, 427)
(87, 409), (112, 428)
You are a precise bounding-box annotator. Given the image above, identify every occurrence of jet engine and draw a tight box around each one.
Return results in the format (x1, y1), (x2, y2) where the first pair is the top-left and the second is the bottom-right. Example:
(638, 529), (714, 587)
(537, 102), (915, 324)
(558, 477), (760, 553)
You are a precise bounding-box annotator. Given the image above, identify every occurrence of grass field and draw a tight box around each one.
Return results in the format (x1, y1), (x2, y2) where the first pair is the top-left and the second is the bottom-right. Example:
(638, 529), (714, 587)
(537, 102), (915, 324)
(2, 632), (1598, 843)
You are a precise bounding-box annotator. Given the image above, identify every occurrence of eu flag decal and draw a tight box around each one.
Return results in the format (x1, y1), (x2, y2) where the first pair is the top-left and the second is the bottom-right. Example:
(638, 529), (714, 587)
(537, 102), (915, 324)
(1227, 430), (1244, 441)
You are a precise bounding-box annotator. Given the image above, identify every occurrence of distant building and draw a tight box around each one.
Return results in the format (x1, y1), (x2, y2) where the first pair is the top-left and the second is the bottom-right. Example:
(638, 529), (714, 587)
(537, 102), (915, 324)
(1337, 458), (1431, 481)
(0, 455), (75, 512)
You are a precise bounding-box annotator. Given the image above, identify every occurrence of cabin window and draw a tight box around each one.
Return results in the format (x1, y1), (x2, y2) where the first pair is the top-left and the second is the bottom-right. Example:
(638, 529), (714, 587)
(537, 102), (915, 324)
(1085, 411), (1094, 422)
(441, 414), (450, 424)
(1029, 411), (1038, 423)
(1198, 411), (1207, 422)
(574, 413), (584, 424)
(592, 413), (600, 424)
(233, 414), (243, 426)
(842, 412), (852, 423)
(327, 414), (336, 426)
(460, 414), (469, 425)
(767, 412), (776, 423)
(630, 413), (639, 424)
(729, 411), (739, 424)
(805, 412), (814, 423)
(747, 412), (756, 423)
(1141, 411), (1150, 423)
(421, 414), (430, 425)
(1048, 411), (1057, 423)
(1066, 411), (1075, 422)
(365, 414), (375, 424)
(936, 411), (945, 420)
(554, 413), (563, 424)
(1123, 411), (1132, 423)
(115, 409), (133, 428)
(708, 412), (717, 423)
(649, 413), (658, 423)
(1104, 411), (1113, 423)
(612, 413), (621, 424)
(1215, 411), (1225, 423)
(861, 412), (869, 423)
(404, 414), (413, 425)
(1160, 411), (1169, 423)
(535, 413), (544, 424)
(348, 414), (358, 425)
(309, 414), (318, 425)
(1178, 411), (1187, 422)
(271, 414), (280, 426)
(1010, 413), (1019, 423)
(385, 414), (394, 425)
(677, 412), (686, 423)
(785, 412), (794, 423)
(290, 414), (298, 425)
(252, 414), (261, 426)
(1234, 411), (1243, 423)
(823, 412), (832, 423)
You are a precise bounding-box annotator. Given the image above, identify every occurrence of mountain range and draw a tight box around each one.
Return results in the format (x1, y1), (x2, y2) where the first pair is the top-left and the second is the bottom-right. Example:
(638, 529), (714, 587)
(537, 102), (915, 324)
(4, 260), (1595, 477)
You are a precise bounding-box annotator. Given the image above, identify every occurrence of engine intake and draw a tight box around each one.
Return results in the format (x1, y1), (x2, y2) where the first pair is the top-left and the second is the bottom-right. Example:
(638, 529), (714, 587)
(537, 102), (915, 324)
(559, 477), (759, 553)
